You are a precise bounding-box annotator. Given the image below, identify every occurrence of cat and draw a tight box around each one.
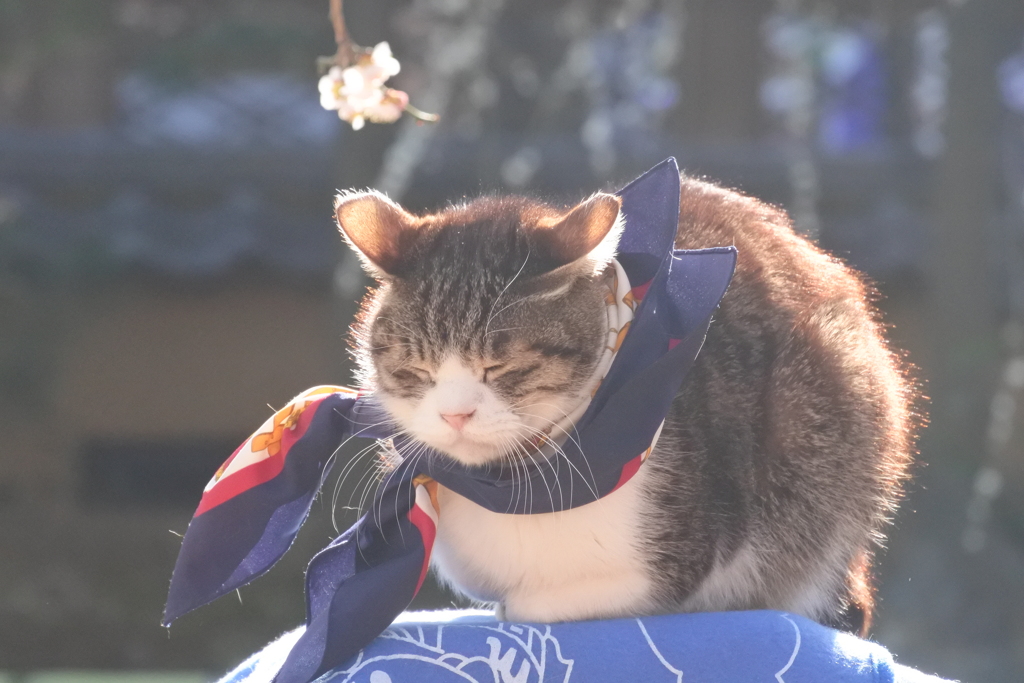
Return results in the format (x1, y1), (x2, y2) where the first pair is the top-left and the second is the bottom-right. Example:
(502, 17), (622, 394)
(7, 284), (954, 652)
(333, 174), (916, 636)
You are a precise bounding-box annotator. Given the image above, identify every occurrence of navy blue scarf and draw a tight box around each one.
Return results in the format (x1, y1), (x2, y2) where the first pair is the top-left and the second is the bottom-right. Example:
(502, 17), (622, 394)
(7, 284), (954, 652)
(163, 158), (736, 683)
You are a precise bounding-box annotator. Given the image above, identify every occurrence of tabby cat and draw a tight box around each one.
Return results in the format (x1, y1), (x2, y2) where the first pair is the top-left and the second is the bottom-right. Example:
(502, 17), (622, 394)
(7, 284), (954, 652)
(334, 174), (915, 635)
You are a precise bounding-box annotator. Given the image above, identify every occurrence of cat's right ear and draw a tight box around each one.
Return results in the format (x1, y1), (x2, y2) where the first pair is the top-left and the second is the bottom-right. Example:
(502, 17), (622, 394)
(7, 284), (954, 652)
(334, 190), (421, 277)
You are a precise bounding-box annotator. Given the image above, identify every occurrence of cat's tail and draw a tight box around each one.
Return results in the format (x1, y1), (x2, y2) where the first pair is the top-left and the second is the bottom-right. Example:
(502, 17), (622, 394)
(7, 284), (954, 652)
(824, 549), (875, 638)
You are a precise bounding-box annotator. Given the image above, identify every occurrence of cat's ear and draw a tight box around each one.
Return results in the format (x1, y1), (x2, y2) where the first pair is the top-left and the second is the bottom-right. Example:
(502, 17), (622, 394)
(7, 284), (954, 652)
(534, 192), (623, 275)
(335, 190), (421, 277)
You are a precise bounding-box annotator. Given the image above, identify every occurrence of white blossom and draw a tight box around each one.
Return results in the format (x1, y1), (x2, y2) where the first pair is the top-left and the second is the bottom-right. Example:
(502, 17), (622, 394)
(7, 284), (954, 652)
(318, 41), (408, 129)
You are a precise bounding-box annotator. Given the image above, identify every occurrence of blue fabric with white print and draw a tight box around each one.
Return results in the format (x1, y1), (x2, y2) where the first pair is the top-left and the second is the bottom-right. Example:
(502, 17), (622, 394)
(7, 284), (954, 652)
(219, 609), (954, 683)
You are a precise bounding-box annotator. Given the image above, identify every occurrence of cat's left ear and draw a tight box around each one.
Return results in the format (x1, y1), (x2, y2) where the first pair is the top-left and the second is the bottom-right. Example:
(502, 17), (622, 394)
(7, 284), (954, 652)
(534, 193), (623, 276)
(334, 190), (422, 277)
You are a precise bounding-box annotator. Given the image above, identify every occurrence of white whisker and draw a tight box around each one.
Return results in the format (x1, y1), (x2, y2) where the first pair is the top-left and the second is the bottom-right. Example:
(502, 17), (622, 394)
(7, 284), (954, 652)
(484, 250), (531, 338)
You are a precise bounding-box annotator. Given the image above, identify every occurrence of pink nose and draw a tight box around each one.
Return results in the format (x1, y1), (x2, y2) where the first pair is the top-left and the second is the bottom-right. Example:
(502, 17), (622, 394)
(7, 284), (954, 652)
(441, 412), (475, 431)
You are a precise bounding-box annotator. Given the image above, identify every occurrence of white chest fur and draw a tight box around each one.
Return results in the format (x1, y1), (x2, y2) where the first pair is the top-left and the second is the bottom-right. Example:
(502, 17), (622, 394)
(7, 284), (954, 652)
(429, 465), (655, 623)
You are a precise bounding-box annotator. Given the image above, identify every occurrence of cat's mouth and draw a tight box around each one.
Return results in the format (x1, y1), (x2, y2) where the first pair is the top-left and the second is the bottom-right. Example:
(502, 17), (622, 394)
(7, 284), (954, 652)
(429, 430), (525, 468)
(397, 417), (549, 469)
(428, 441), (559, 481)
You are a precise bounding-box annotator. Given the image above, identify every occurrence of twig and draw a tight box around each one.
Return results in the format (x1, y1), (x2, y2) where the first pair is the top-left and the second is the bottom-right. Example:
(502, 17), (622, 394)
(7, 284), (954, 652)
(329, 0), (347, 46)
(403, 103), (441, 123)
(323, 0), (367, 70)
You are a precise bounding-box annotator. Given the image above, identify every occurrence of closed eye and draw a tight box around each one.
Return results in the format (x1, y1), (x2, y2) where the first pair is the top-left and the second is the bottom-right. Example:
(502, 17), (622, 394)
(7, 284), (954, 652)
(482, 363), (506, 383)
(393, 367), (432, 383)
(490, 364), (541, 386)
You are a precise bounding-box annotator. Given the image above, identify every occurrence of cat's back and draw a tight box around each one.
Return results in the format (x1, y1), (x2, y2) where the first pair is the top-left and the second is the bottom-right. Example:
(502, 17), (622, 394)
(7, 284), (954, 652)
(644, 175), (915, 628)
(674, 175), (904, 403)
(675, 176), (865, 318)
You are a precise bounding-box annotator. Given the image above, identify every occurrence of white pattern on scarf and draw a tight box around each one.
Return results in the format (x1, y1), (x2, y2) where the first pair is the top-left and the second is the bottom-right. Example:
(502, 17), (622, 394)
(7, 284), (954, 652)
(536, 259), (638, 457)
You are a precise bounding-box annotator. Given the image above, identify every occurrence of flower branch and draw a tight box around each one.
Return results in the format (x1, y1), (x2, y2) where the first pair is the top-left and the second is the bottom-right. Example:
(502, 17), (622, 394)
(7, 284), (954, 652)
(317, 0), (439, 130)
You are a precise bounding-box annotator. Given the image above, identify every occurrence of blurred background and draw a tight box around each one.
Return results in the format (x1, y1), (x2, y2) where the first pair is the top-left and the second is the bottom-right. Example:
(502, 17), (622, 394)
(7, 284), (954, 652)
(1, 0), (1023, 681)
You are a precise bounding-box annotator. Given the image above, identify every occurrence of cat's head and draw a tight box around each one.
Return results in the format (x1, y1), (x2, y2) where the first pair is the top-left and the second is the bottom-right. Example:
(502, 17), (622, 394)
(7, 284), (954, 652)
(337, 190), (623, 467)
